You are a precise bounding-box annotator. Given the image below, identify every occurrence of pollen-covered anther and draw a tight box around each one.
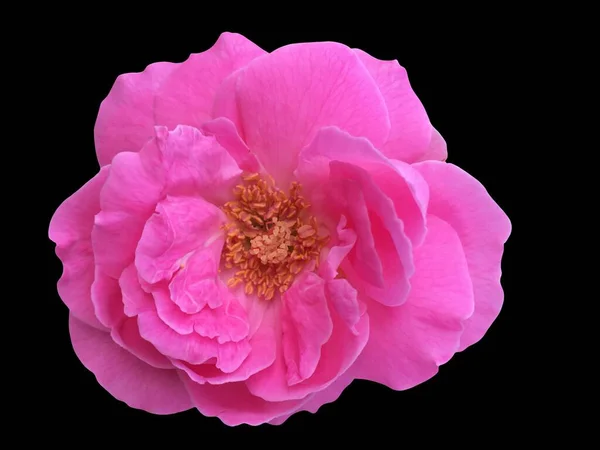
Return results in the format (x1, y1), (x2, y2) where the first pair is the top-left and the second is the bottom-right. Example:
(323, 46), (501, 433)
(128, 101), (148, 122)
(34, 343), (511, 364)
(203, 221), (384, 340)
(221, 173), (329, 300)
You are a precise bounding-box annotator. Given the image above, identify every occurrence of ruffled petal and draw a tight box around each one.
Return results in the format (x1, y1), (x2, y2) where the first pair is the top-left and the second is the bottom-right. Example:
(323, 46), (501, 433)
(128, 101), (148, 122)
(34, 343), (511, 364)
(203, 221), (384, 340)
(49, 167), (110, 329)
(414, 161), (511, 350)
(69, 315), (191, 414)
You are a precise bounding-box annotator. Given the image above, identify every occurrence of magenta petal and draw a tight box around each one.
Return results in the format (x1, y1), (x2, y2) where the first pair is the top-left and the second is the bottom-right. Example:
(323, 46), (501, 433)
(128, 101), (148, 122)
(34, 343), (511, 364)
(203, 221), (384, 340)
(214, 42), (390, 184)
(350, 215), (474, 390)
(49, 167), (109, 330)
(154, 32), (266, 130)
(325, 279), (362, 335)
(281, 273), (333, 386)
(201, 117), (260, 172)
(111, 317), (172, 369)
(354, 49), (433, 163)
(137, 310), (250, 371)
(268, 371), (355, 425)
(135, 195), (226, 285)
(416, 127), (448, 162)
(119, 264), (154, 317)
(156, 125), (242, 205)
(69, 315), (191, 414)
(94, 62), (176, 166)
(91, 269), (124, 329)
(180, 376), (308, 426)
(414, 162), (511, 350)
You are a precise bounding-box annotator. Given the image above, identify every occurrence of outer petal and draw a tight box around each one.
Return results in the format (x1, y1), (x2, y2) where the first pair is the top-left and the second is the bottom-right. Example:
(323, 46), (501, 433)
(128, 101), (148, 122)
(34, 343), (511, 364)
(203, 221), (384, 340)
(49, 167), (110, 330)
(154, 32), (266, 131)
(214, 42), (390, 184)
(354, 49), (433, 163)
(180, 375), (309, 427)
(69, 315), (191, 414)
(414, 162), (511, 350)
(110, 317), (172, 369)
(416, 127), (448, 162)
(94, 62), (177, 166)
(268, 371), (355, 425)
(349, 215), (474, 390)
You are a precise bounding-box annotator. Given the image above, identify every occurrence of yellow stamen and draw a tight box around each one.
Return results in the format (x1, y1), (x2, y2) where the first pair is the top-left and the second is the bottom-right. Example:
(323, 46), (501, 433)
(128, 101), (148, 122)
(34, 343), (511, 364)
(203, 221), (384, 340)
(220, 173), (328, 300)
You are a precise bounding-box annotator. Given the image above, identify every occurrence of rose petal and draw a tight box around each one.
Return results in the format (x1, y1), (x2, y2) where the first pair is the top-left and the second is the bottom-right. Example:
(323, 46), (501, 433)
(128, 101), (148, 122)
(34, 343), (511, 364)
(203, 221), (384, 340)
(119, 264), (154, 317)
(49, 167), (109, 330)
(137, 310), (250, 371)
(69, 315), (191, 414)
(349, 215), (474, 390)
(201, 117), (260, 172)
(281, 272), (333, 386)
(214, 42), (390, 184)
(414, 161), (511, 350)
(91, 269), (124, 328)
(354, 49), (433, 163)
(154, 32), (266, 130)
(135, 195), (226, 285)
(416, 127), (448, 162)
(94, 62), (176, 166)
(111, 317), (172, 369)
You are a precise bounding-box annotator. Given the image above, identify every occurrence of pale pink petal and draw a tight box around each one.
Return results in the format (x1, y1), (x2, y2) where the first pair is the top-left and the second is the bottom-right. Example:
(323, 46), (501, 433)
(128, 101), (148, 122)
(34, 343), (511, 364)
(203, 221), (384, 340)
(296, 127), (428, 246)
(180, 375), (309, 427)
(137, 310), (250, 371)
(155, 125), (242, 205)
(154, 32), (266, 130)
(268, 371), (355, 425)
(247, 283), (369, 402)
(111, 317), (172, 369)
(201, 117), (260, 172)
(135, 195), (226, 285)
(214, 42), (390, 184)
(153, 286), (249, 344)
(414, 162), (511, 350)
(416, 127), (448, 162)
(94, 62), (176, 166)
(91, 269), (124, 328)
(119, 264), (154, 317)
(174, 301), (278, 385)
(354, 49), (433, 163)
(281, 273), (333, 386)
(49, 167), (109, 330)
(69, 315), (191, 414)
(349, 215), (474, 390)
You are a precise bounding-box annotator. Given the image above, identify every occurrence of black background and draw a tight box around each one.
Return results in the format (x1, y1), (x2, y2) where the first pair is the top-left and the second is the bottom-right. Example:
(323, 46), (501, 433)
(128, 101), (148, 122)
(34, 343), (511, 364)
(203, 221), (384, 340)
(38, 21), (530, 436)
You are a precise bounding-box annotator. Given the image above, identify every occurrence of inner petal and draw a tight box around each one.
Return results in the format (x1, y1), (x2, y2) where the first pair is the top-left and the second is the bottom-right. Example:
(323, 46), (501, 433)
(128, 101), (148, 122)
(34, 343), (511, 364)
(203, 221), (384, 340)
(221, 173), (329, 300)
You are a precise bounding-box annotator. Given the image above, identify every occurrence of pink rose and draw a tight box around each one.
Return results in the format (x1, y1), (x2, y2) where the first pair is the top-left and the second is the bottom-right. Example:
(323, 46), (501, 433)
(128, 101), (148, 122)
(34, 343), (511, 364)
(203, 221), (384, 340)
(49, 32), (511, 426)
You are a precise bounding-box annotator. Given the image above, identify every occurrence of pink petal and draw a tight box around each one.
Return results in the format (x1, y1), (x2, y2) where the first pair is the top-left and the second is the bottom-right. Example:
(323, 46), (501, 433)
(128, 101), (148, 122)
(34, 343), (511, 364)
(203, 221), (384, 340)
(354, 49), (433, 163)
(246, 281), (369, 402)
(153, 286), (249, 344)
(318, 215), (356, 281)
(214, 42), (390, 184)
(325, 279), (362, 335)
(180, 375), (309, 427)
(156, 125), (242, 205)
(154, 32), (266, 131)
(119, 264), (154, 317)
(135, 195), (226, 285)
(137, 310), (250, 372)
(281, 273), (333, 386)
(91, 269), (124, 328)
(49, 167), (109, 330)
(414, 162), (511, 350)
(416, 127), (448, 162)
(92, 141), (164, 279)
(175, 301), (278, 385)
(296, 126), (428, 246)
(69, 315), (191, 414)
(268, 371), (355, 425)
(110, 317), (172, 369)
(349, 215), (474, 390)
(94, 61), (177, 166)
(201, 117), (260, 172)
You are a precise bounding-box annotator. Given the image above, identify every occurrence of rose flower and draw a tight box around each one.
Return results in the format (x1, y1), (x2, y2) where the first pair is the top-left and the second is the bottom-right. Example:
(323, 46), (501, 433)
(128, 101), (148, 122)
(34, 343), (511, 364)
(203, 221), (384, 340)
(49, 32), (511, 426)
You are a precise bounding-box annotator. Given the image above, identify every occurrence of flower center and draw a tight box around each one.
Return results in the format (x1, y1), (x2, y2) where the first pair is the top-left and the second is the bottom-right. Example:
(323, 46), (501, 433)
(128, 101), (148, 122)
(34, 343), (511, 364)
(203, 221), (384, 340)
(221, 173), (328, 300)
